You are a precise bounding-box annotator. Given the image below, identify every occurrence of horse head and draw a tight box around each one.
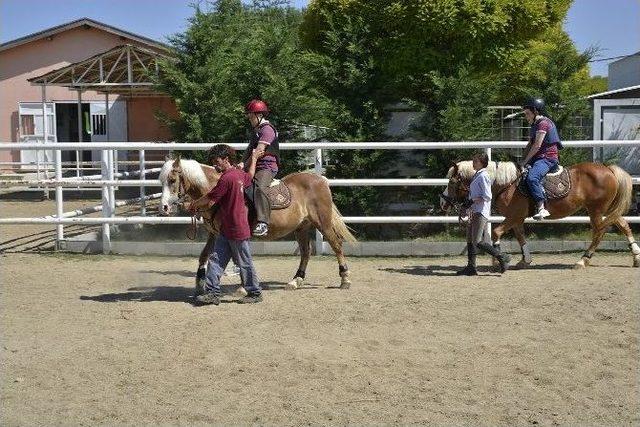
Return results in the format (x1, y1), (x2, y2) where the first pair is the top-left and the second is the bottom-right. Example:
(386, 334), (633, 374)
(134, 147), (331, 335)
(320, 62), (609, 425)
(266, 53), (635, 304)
(159, 154), (186, 216)
(440, 161), (471, 212)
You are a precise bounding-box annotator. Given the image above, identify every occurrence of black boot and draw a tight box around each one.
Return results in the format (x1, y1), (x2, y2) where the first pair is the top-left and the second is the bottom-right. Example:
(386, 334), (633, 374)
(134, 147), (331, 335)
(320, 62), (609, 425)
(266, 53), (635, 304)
(477, 242), (511, 273)
(457, 243), (478, 276)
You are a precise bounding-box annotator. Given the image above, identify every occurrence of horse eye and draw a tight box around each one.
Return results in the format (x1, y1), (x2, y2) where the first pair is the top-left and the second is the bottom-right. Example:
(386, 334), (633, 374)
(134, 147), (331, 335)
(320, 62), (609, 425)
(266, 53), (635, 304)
(168, 179), (175, 184)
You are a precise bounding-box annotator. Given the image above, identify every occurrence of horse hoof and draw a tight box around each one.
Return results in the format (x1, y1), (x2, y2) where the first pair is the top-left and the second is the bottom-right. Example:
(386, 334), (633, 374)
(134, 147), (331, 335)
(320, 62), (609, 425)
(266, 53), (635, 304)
(573, 259), (588, 269)
(340, 279), (351, 290)
(633, 255), (640, 268)
(286, 277), (303, 290)
(515, 260), (531, 270)
(233, 287), (248, 297)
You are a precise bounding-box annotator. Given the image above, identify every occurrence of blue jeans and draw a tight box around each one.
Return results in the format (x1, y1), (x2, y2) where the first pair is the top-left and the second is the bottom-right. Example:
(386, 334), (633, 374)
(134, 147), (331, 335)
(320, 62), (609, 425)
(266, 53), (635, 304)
(204, 235), (261, 296)
(526, 158), (558, 203)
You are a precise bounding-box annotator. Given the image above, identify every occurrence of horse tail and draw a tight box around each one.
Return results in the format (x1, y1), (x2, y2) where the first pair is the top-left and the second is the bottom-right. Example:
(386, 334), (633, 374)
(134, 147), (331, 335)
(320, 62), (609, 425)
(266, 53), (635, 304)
(602, 164), (633, 228)
(331, 203), (357, 243)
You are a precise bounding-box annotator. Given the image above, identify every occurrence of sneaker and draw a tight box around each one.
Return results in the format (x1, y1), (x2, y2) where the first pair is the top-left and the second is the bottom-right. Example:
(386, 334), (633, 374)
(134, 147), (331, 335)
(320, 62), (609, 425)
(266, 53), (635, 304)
(238, 292), (263, 304)
(252, 222), (269, 237)
(532, 207), (550, 220)
(195, 292), (221, 305)
(497, 253), (511, 274)
(455, 266), (478, 276)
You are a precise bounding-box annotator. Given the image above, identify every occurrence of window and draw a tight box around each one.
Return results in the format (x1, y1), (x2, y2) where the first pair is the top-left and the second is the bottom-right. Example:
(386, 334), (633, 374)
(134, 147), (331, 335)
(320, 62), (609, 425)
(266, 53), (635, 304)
(18, 103), (55, 138)
(92, 113), (106, 135)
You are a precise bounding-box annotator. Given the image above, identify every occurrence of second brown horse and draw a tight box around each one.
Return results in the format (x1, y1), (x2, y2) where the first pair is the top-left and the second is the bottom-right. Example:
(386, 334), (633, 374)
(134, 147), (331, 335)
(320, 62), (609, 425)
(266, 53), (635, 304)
(442, 160), (640, 268)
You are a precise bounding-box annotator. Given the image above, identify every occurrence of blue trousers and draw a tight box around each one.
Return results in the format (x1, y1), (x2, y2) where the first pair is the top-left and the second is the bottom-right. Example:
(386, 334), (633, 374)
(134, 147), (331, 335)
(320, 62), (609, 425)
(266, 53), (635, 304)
(204, 235), (261, 296)
(526, 158), (558, 203)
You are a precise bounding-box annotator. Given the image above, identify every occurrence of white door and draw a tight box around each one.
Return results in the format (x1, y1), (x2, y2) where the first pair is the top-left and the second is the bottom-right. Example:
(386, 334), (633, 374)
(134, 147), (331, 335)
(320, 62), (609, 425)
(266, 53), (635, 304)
(89, 100), (127, 162)
(18, 102), (56, 171)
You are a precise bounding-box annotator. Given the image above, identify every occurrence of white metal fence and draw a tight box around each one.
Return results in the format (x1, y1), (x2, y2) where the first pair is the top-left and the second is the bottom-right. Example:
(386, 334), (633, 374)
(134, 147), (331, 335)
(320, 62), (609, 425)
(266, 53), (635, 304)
(1, 140), (639, 254)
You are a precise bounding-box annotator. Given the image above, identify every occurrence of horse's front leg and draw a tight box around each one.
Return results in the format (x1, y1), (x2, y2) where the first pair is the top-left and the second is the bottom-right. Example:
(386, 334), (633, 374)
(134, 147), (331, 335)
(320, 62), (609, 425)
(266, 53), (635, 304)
(195, 233), (216, 296)
(287, 226), (311, 290)
(490, 219), (516, 270)
(513, 224), (532, 269)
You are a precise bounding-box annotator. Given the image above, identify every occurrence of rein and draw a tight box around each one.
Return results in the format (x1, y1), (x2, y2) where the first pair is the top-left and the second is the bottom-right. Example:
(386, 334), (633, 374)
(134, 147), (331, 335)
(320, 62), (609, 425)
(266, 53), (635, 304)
(186, 215), (198, 240)
(173, 174), (199, 240)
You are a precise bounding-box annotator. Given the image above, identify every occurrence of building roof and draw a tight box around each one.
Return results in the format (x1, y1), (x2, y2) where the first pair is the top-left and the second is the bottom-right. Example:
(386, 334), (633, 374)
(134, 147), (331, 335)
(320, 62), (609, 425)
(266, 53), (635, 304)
(610, 51), (640, 66)
(0, 17), (170, 52)
(28, 44), (172, 97)
(587, 84), (640, 100)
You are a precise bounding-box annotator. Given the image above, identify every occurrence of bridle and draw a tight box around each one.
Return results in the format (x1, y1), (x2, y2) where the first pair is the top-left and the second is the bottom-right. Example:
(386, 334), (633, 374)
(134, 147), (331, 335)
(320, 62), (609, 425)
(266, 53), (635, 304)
(166, 169), (199, 240)
(440, 174), (470, 214)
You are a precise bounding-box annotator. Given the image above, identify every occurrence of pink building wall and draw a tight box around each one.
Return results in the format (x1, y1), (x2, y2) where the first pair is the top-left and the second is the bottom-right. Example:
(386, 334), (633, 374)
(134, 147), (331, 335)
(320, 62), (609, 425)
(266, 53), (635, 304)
(0, 25), (173, 168)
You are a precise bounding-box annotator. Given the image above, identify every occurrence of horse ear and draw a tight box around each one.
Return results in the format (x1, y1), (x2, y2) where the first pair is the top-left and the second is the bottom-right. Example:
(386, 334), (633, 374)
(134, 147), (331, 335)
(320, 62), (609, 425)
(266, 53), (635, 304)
(173, 153), (181, 168)
(450, 161), (459, 173)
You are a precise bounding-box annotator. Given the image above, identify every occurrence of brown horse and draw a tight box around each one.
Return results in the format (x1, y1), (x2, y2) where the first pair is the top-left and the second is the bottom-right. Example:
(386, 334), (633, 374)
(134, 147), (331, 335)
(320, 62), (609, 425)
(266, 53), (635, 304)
(441, 160), (640, 268)
(158, 157), (356, 291)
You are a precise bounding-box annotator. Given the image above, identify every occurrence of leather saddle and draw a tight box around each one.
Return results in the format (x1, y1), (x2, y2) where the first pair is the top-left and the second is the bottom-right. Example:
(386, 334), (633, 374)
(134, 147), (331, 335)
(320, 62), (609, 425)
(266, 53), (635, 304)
(517, 164), (571, 200)
(245, 179), (291, 210)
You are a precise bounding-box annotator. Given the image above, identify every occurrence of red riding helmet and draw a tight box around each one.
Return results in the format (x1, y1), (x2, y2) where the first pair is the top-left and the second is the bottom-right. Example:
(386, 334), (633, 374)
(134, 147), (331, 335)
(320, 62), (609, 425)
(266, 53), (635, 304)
(245, 99), (269, 115)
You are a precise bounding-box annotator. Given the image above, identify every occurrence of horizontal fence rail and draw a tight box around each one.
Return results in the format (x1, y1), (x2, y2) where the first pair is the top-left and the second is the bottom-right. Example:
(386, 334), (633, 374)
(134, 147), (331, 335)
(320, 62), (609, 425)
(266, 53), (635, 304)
(4, 177), (640, 188)
(1, 216), (639, 225)
(2, 140), (640, 150)
(1, 140), (639, 254)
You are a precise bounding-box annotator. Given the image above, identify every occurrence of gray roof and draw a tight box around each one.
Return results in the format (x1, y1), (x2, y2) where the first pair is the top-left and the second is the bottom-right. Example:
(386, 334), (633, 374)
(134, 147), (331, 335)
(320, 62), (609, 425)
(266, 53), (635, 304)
(587, 85), (640, 100)
(0, 17), (170, 52)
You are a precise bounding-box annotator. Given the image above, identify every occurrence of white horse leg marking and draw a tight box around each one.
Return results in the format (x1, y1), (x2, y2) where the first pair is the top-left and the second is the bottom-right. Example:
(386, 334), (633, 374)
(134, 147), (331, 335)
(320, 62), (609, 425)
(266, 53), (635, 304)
(628, 238), (640, 267)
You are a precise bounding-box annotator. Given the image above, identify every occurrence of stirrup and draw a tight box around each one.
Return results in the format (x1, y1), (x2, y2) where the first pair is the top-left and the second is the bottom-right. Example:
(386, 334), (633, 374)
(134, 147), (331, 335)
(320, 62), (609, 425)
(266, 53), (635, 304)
(252, 223), (268, 237)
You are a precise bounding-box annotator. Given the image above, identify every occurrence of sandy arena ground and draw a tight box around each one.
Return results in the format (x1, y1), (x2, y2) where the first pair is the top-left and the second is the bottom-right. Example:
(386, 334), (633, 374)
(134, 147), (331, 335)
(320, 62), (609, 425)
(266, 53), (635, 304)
(1, 195), (639, 425)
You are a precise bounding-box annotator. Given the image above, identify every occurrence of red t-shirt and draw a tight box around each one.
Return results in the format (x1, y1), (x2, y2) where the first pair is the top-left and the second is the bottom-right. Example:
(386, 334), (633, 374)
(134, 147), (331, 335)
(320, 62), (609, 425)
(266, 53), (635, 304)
(530, 118), (559, 161)
(206, 168), (252, 240)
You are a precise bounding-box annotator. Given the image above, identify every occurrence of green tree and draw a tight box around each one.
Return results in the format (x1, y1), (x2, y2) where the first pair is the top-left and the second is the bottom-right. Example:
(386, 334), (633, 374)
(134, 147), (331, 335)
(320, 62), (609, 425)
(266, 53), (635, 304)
(158, 0), (336, 173)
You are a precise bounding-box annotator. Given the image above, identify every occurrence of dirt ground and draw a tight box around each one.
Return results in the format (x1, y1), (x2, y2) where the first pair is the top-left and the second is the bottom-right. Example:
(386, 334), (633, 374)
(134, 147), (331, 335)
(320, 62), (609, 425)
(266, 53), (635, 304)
(0, 250), (638, 426)
(1, 193), (640, 426)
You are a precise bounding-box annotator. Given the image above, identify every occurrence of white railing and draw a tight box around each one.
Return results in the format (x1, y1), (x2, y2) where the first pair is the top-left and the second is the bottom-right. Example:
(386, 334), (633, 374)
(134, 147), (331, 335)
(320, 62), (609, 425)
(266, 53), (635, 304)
(1, 140), (639, 254)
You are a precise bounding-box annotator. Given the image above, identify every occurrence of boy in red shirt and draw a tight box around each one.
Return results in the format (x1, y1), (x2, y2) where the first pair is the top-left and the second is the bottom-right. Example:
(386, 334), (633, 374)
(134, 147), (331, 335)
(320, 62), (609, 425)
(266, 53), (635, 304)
(189, 144), (262, 305)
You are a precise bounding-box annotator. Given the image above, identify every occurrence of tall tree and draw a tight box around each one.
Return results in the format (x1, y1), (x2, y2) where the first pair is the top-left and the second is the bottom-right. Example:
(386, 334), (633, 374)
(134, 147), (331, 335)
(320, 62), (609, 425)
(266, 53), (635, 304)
(158, 0), (336, 171)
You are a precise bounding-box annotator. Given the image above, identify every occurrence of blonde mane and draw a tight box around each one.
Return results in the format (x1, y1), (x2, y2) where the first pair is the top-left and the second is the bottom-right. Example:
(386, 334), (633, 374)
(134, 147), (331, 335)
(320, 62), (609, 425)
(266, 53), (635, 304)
(159, 158), (211, 189)
(447, 160), (518, 186)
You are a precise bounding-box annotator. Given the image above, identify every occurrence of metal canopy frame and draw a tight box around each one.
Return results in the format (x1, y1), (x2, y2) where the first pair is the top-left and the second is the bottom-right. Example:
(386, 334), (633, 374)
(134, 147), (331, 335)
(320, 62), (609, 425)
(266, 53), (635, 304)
(28, 44), (171, 97)
(26, 44), (173, 245)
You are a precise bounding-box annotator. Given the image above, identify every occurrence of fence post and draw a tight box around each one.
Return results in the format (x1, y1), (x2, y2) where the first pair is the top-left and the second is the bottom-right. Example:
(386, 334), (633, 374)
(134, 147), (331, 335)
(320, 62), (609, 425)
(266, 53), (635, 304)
(101, 149), (112, 253)
(43, 83), (64, 246)
(485, 147), (492, 240)
(314, 148), (324, 255)
(139, 149), (146, 215)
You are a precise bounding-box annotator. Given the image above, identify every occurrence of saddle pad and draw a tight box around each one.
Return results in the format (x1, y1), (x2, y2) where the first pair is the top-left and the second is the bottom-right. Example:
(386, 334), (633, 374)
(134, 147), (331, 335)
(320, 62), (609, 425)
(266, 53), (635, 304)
(517, 166), (571, 200)
(263, 181), (291, 210)
(546, 165), (564, 177)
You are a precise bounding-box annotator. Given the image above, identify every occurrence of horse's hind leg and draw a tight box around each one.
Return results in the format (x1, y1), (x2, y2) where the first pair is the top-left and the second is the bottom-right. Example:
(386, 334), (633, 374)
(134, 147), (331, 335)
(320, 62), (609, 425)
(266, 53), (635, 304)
(287, 225), (311, 290)
(575, 210), (607, 268)
(614, 217), (640, 267)
(311, 215), (351, 289)
(324, 230), (351, 289)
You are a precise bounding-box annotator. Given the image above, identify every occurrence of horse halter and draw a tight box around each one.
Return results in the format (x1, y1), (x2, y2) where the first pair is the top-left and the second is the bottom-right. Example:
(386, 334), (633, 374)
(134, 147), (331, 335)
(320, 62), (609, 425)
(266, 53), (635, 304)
(441, 174), (470, 210)
(168, 170), (190, 207)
